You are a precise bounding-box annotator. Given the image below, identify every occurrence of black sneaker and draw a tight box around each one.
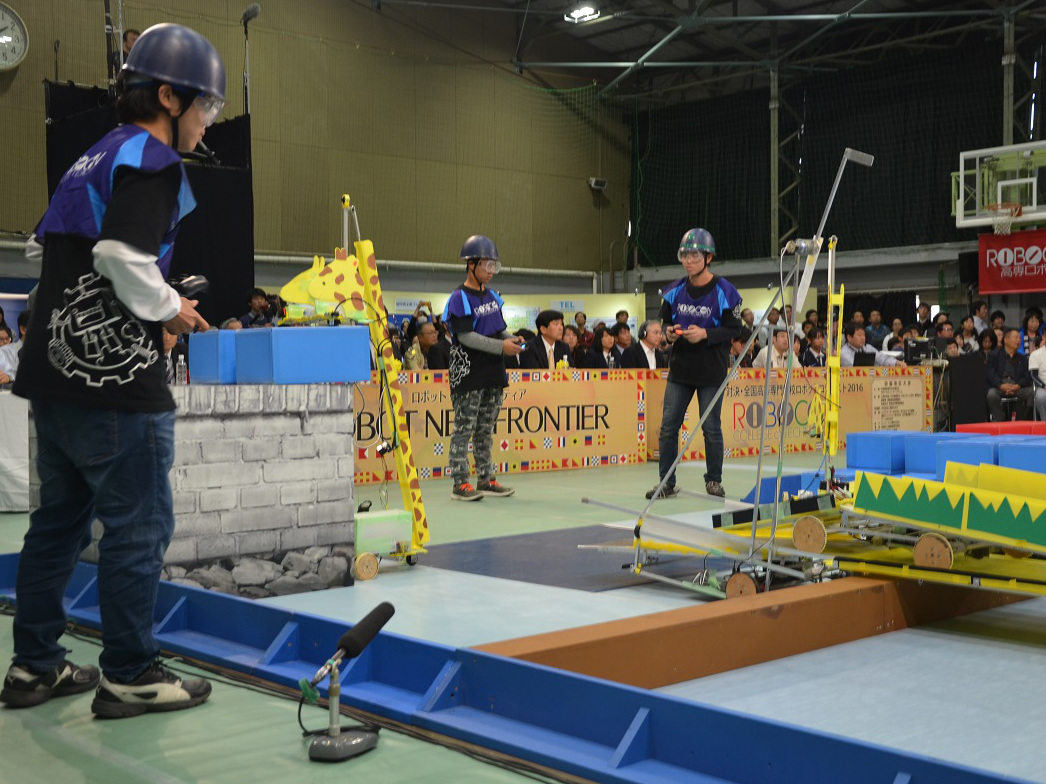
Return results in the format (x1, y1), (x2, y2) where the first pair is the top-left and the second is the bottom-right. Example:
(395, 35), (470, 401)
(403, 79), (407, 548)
(645, 485), (679, 500)
(705, 480), (726, 498)
(478, 479), (515, 497)
(451, 482), (484, 501)
(1, 660), (100, 708)
(91, 660), (211, 719)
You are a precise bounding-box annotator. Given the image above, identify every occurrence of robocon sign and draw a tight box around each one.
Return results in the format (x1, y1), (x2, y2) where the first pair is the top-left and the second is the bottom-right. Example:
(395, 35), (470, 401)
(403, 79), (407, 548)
(979, 228), (1046, 294)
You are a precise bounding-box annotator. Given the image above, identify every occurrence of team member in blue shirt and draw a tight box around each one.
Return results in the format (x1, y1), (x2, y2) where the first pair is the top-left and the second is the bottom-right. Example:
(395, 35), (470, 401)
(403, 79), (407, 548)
(442, 236), (524, 501)
(3, 24), (219, 718)
(647, 229), (742, 500)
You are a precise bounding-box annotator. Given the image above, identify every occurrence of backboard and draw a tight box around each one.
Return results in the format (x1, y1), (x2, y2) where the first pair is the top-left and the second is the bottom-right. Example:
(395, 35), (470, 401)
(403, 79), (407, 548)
(953, 140), (1046, 229)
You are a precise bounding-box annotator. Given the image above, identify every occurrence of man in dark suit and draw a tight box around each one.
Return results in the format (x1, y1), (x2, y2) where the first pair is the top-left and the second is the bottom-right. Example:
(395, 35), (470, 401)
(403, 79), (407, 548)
(427, 323), (452, 369)
(986, 327), (1035, 420)
(609, 322), (632, 366)
(620, 320), (668, 369)
(519, 310), (573, 369)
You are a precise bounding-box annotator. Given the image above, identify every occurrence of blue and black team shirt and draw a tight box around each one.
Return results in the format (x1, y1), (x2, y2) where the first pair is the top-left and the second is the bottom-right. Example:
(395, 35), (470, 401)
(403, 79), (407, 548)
(443, 284), (508, 393)
(14, 124), (194, 412)
(658, 274), (743, 387)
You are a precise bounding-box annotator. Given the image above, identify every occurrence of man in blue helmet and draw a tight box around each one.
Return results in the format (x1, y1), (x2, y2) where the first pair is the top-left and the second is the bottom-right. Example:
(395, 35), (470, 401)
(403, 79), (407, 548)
(647, 228), (742, 500)
(2, 24), (223, 718)
(442, 236), (524, 501)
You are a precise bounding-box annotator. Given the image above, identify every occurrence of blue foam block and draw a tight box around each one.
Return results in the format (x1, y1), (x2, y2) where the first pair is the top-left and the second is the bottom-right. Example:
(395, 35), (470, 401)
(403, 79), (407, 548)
(845, 430), (908, 475)
(235, 325), (370, 384)
(903, 432), (969, 475)
(935, 438), (999, 481)
(998, 441), (1046, 473)
(187, 329), (237, 384)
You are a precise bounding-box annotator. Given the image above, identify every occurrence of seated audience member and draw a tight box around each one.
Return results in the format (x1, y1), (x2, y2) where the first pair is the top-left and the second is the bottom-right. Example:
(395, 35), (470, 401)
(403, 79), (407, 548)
(753, 327), (792, 370)
(563, 325), (584, 368)
(802, 328), (827, 367)
(730, 327), (754, 368)
(850, 310), (865, 326)
(620, 320), (667, 369)
(239, 287), (275, 328)
(971, 300), (990, 335)
(520, 310), (572, 369)
(403, 319), (440, 370)
(1028, 339), (1046, 420)
(1019, 311), (1043, 355)
(977, 329), (998, 362)
(916, 302), (932, 336)
(986, 328), (1036, 421)
(615, 310), (629, 325)
(841, 322), (904, 367)
(610, 322), (632, 365)
(741, 308), (758, 337)
(220, 317), (243, 330)
(574, 312), (594, 349)
(758, 307), (781, 345)
(805, 308), (819, 327)
(583, 325), (618, 368)
(15, 310), (28, 346)
(942, 337), (960, 358)
(935, 320), (954, 339)
(0, 326), (18, 384)
(882, 317), (904, 350)
(990, 310), (1006, 331)
(994, 325), (1005, 346)
(427, 322), (452, 370)
(864, 310), (889, 347)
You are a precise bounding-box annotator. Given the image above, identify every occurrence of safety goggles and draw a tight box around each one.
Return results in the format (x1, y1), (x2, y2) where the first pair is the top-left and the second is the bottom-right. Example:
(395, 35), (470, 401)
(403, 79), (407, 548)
(193, 93), (225, 127)
(677, 251), (705, 264)
(472, 258), (501, 274)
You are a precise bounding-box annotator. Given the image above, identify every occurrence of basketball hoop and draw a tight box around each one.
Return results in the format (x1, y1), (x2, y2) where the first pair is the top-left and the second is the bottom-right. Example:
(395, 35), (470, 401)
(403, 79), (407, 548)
(986, 202), (1022, 235)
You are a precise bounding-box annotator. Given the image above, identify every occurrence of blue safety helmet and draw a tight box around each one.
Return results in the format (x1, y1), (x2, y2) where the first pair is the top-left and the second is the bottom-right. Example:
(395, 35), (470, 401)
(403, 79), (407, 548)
(677, 228), (715, 260)
(123, 23), (226, 102)
(460, 235), (499, 262)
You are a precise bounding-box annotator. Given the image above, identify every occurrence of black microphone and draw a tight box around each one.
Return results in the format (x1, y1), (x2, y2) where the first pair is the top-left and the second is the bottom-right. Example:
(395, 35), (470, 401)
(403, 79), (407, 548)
(309, 602), (395, 686)
(241, 3), (261, 23)
(195, 141), (220, 165)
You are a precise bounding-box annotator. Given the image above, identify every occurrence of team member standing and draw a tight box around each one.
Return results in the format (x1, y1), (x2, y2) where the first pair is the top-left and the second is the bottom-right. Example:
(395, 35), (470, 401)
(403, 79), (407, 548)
(442, 235), (523, 501)
(648, 229), (742, 500)
(2, 24), (220, 717)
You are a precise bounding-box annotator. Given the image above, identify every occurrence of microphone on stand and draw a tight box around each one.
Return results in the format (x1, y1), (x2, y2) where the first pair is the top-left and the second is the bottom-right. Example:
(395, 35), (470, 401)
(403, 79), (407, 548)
(241, 3), (261, 25)
(241, 4), (261, 115)
(307, 602), (395, 687)
(301, 601), (395, 763)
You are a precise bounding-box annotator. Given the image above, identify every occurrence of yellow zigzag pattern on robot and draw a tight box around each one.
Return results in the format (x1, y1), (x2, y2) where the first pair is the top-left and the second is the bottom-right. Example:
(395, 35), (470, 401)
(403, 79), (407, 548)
(852, 463), (1046, 552)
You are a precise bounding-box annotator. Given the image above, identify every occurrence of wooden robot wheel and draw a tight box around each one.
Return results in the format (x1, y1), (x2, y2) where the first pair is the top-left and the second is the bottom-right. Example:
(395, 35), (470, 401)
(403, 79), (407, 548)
(353, 552), (380, 581)
(792, 515), (828, 554)
(725, 571), (759, 599)
(912, 532), (954, 570)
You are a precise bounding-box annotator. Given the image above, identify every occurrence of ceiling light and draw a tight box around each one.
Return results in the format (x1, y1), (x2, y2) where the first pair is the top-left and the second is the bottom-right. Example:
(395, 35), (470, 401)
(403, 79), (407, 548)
(564, 5), (600, 23)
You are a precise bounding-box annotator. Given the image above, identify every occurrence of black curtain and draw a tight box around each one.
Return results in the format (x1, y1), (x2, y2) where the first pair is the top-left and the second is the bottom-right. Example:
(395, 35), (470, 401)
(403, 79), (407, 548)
(42, 82), (254, 327)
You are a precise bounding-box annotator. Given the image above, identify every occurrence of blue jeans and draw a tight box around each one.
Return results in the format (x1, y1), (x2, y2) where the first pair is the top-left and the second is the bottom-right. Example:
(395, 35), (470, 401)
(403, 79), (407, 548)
(13, 400), (175, 682)
(658, 380), (724, 488)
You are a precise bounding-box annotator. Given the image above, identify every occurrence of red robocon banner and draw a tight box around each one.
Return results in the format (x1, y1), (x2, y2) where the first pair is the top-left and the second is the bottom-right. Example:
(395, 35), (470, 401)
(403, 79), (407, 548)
(979, 228), (1046, 294)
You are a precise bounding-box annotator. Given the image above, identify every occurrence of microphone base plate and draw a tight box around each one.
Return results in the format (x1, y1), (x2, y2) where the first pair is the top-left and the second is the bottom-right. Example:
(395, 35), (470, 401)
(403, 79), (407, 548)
(308, 729), (379, 762)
